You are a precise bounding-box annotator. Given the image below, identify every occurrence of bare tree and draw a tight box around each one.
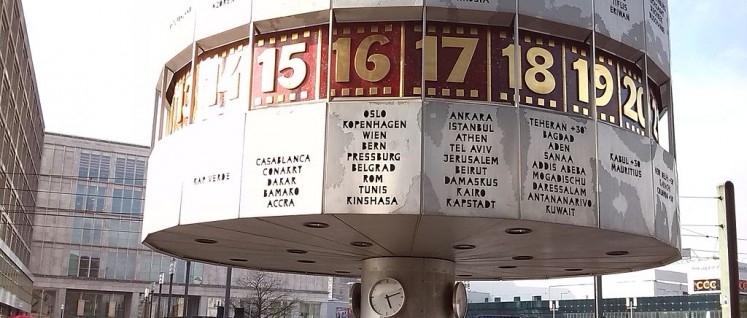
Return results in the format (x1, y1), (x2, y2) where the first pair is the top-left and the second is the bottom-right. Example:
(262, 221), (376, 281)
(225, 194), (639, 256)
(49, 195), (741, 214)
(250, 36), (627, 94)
(232, 271), (298, 318)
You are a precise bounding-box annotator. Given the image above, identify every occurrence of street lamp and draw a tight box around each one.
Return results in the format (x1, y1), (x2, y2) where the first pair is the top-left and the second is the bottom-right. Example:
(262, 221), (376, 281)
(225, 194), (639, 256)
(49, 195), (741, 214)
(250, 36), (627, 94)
(626, 297), (637, 318)
(167, 258), (176, 318)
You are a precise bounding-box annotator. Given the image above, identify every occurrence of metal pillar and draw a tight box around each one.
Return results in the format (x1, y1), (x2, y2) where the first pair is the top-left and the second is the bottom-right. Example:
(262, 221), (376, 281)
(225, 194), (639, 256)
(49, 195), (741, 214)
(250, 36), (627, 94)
(718, 181), (739, 318)
(224, 267), (232, 318)
(184, 261), (191, 318)
(167, 259), (176, 318)
(157, 273), (164, 318)
(593, 276), (603, 318)
(359, 257), (455, 318)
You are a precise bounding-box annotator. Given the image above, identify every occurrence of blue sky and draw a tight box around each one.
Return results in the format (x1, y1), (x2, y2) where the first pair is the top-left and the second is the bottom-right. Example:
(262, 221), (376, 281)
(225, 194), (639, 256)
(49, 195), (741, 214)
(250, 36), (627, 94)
(21, 0), (747, 298)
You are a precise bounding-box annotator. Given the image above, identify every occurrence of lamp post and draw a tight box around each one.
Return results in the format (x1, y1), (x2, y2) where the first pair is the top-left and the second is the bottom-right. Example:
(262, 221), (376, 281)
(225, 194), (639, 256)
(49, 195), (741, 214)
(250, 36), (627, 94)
(626, 297), (637, 318)
(549, 300), (559, 318)
(144, 287), (151, 318)
(150, 282), (157, 318)
(157, 273), (165, 318)
(60, 303), (64, 318)
(167, 258), (176, 318)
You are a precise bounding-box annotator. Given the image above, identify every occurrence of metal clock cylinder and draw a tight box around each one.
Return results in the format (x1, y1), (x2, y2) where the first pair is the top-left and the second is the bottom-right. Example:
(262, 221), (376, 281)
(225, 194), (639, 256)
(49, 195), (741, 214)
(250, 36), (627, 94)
(361, 258), (455, 318)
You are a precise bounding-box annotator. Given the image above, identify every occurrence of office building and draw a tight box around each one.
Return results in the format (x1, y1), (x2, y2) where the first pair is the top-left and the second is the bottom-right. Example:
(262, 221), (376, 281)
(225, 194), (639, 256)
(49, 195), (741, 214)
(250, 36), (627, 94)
(31, 133), (329, 318)
(0, 0), (46, 315)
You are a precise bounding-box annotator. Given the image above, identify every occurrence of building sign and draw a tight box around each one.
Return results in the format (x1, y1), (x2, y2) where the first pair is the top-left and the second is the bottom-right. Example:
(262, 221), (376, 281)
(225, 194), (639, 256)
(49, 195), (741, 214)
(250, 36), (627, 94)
(165, 65), (193, 136)
(648, 79), (664, 143)
(426, 0), (515, 13)
(180, 116), (246, 225)
(653, 143), (679, 248)
(422, 101), (519, 217)
(594, 0), (645, 52)
(693, 279), (721, 292)
(519, 0), (593, 31)
(195, 40), (251, 122)
(330, 22), (403, 98)
(598, 124), (654, 236)
(645, 0), (670, 76)
(692, 279), (747, 293)
(194, 0), (252, 42)
(325, 100), (421, 214)
(251, 26), (328, 108)
(515, 31), (564, 111)
(404, 22), (490, 101)
(241, 103), (326, 217)
(161, 21), (665, 142)
(520, 108), (597, 227)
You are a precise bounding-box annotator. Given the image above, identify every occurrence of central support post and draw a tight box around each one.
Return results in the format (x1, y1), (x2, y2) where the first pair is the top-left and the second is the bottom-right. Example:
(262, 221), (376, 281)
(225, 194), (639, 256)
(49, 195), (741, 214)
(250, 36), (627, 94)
(360, 258), (456, 318)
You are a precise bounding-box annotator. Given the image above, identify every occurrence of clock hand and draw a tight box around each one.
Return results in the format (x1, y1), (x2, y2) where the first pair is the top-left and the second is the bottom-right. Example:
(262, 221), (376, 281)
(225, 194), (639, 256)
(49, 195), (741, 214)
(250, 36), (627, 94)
(385, 294), (392, 308)
(387, 292), (402, 298)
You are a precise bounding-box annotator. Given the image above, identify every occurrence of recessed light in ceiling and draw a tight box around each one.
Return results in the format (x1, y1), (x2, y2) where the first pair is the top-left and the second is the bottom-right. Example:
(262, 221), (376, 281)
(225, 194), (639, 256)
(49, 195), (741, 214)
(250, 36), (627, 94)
(498, 265), (517, 269)
(286, 249), (308, 254)
(298, 260), (316, 264)
(303, 222), (329, 229)
(457, 274), (473, 277)
(606, 250), (629, 256)
(335, 270), (351, 274)
(512, 256), (533, 261)
(564, 268), (583, 272)
(350, 241), (373, 247)
(452, 244), (476, 250)
(230, 258), (248, 262)
(505, 228), (532, 235)
(195, 238), (217, 244)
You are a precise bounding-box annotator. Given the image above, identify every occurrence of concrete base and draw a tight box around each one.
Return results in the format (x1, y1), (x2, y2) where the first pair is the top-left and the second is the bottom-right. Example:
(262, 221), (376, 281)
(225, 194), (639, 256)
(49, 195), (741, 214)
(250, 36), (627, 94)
(360, 258), (455, 318)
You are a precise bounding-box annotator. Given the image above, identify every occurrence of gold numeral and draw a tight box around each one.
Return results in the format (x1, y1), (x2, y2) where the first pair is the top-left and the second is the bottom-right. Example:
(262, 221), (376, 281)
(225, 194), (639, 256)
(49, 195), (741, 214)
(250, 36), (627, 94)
(525, 47), (555, 94)
(415, 36), (438, 81)
(502, 44), (556, 94)
(332, 34), (392, 83)
(572, 58), (614, 107)
(332, 38), (351, 82)
(650, 93), (660, 141)
(622, 76), (645, 128)
(416, 35), (479, 83)
(257, 42), (309, 93)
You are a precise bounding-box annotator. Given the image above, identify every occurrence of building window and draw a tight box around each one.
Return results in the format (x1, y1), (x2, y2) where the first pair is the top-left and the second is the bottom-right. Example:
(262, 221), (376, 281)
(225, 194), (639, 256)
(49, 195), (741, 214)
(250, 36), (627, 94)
(114, 157), (145, 185)
(74, 184), (106, 212)
(111, 188), (144, 215)
(71, 217), (102, 245)
(78, 152), (110, 181)
(104, 251), (136, 280)
(67, 250), (100, 278)
(107, 220), (140, 248)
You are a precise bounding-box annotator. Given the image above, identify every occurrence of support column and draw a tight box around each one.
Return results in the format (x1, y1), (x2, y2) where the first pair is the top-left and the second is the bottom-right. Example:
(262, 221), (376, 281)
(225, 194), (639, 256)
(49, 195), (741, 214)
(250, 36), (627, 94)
(55, 288), (67, 318)
(718, 181), (739, 318)
(360, 258), (455, 318)
(126, 292), (139, 318)
(593, 276), (603, 318)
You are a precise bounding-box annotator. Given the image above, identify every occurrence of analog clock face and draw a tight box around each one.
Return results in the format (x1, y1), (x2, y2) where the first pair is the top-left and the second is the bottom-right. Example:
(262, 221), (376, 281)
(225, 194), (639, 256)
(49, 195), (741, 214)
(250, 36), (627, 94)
(369, 278), (405, 317)
(452, 282), (468, 318)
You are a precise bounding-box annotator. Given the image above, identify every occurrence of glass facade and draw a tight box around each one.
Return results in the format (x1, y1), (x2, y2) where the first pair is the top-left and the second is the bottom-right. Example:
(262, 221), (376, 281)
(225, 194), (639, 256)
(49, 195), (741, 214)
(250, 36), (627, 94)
(31, 134), (331, 318)
(0, 0), (45, 314)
